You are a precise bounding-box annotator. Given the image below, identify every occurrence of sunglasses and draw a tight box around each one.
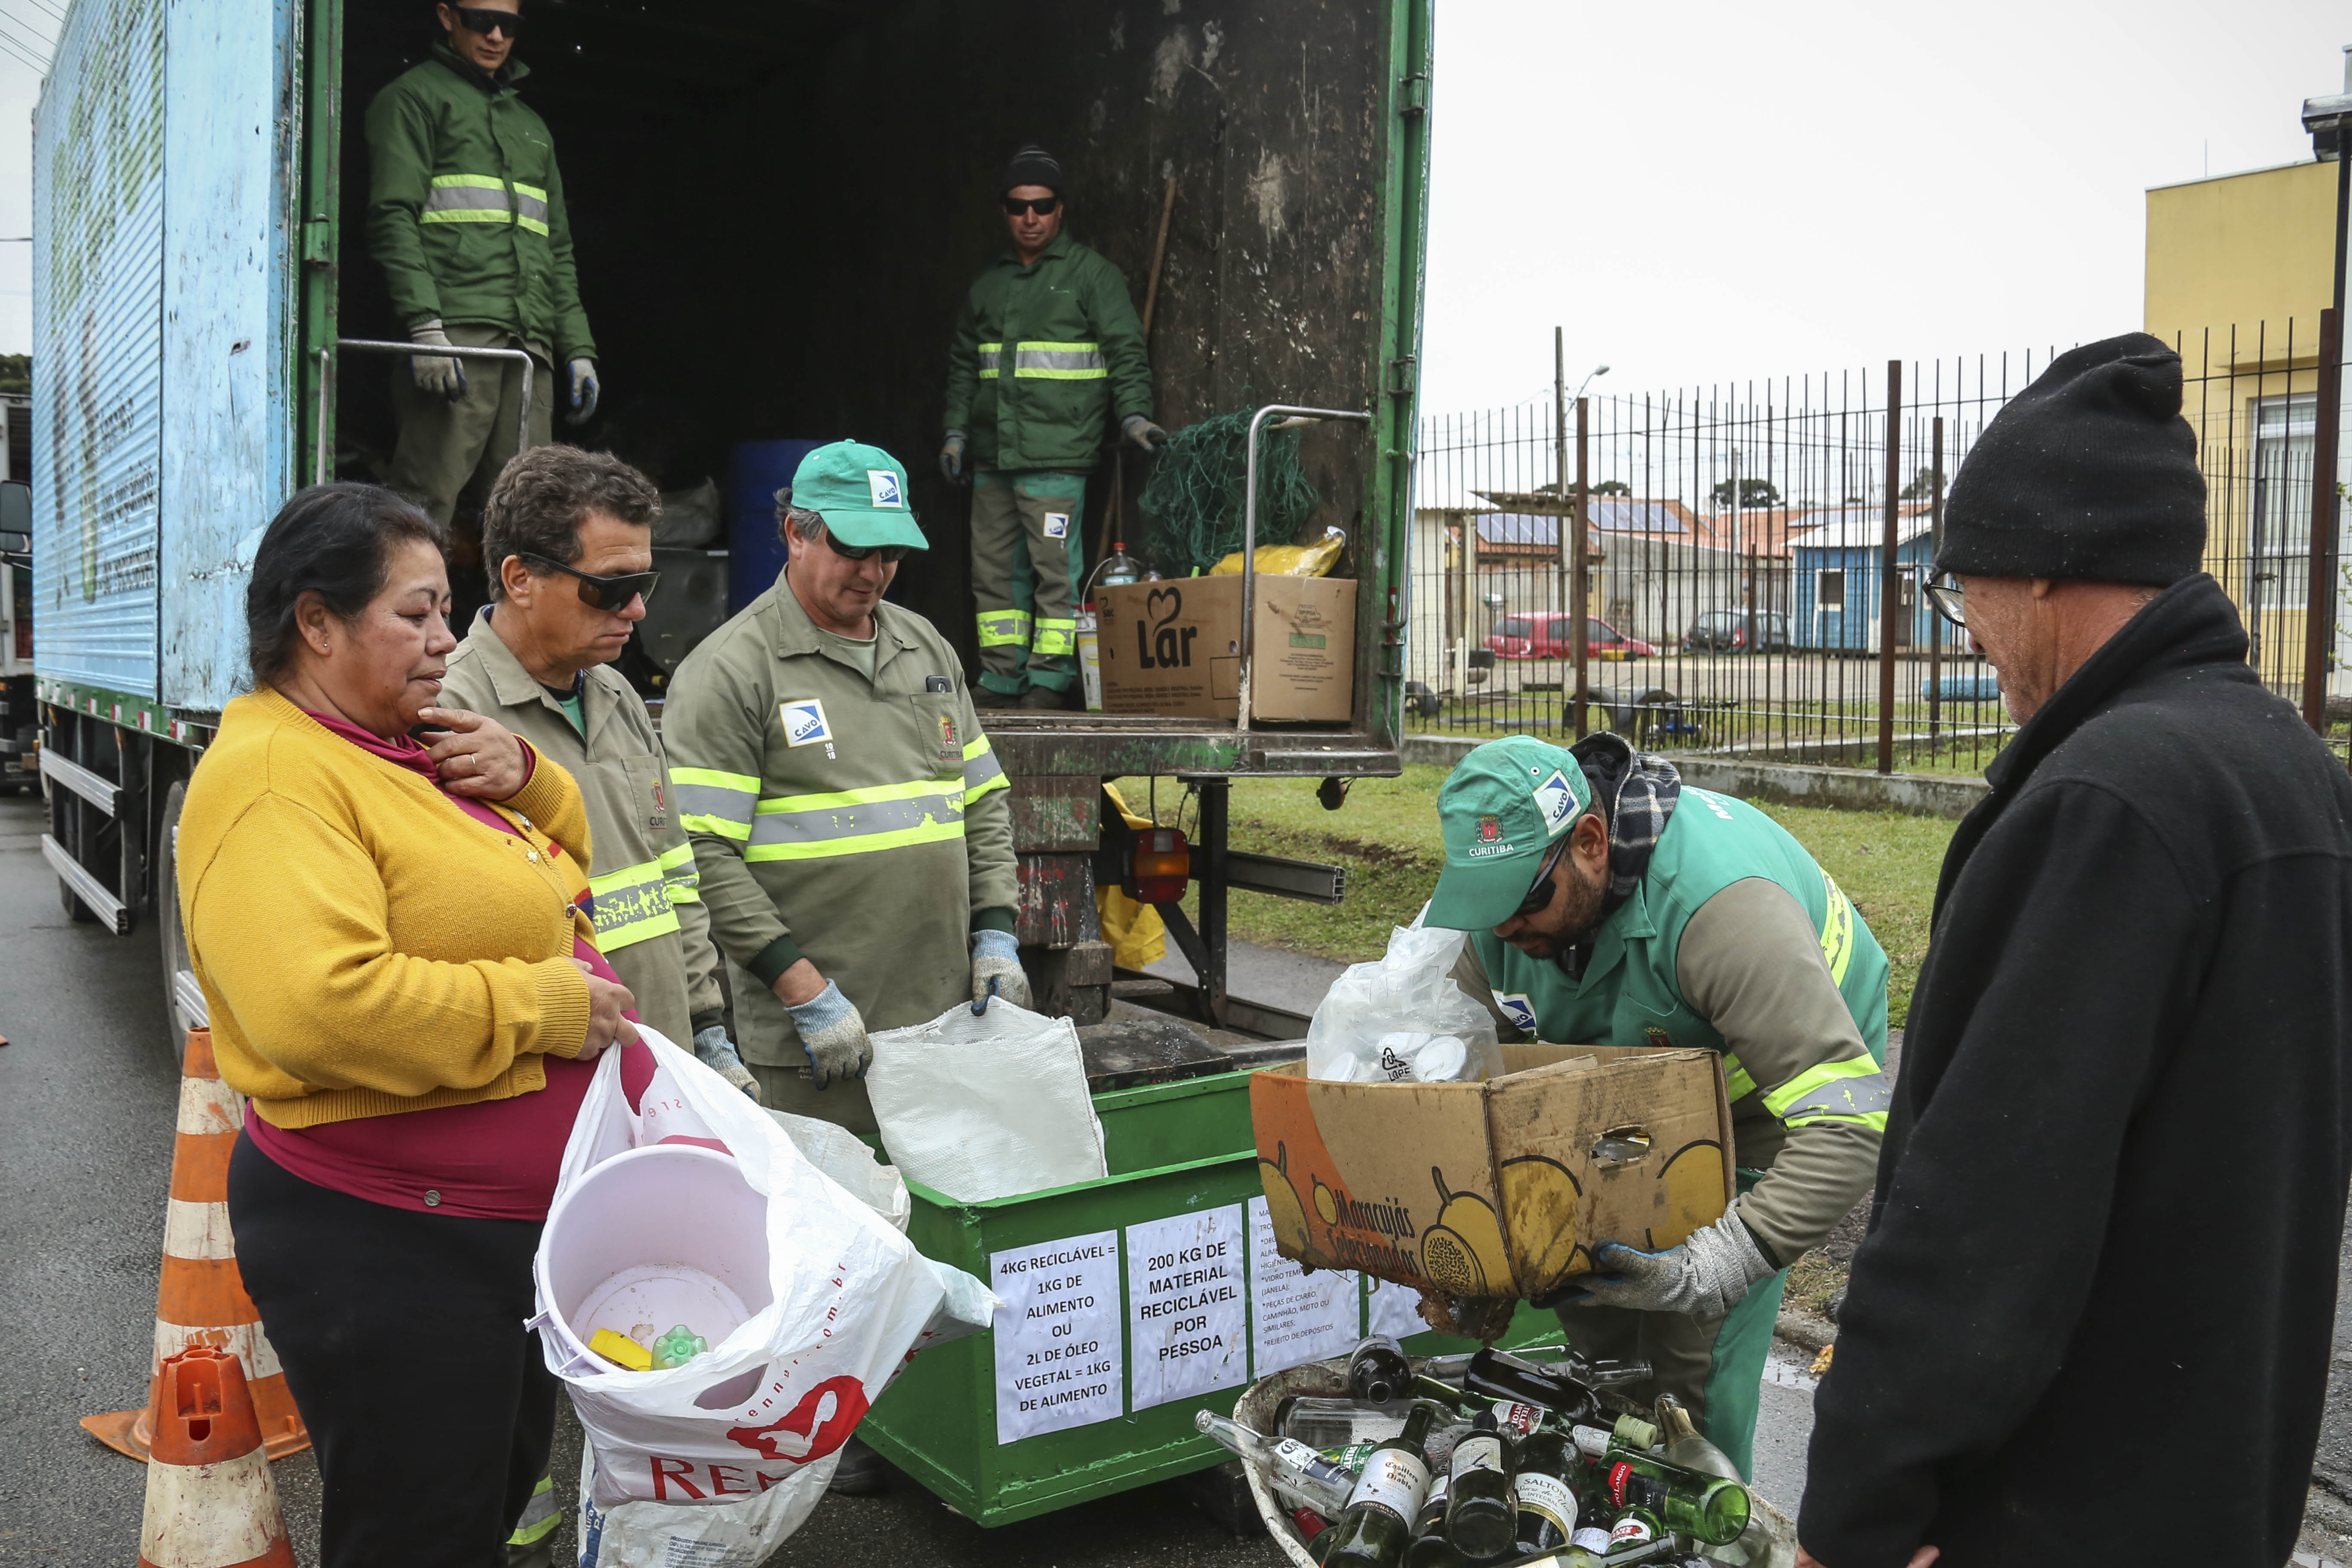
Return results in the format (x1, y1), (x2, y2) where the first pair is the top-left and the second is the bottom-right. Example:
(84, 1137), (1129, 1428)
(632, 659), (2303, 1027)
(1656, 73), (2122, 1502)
(451, 5), (524, 39)
(1001, 195), (1060, 217)
(521, 552), (658, 610)
(823, 530), (913, 565)
(1923, 574), (1966, 628)
(1514, 839), (1571, 919)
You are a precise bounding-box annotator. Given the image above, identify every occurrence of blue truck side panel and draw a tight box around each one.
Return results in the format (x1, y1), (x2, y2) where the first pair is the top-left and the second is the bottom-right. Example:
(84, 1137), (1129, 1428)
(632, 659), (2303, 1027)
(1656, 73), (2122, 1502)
(156, 0), (300, 711)
(33, 0), (167, 700)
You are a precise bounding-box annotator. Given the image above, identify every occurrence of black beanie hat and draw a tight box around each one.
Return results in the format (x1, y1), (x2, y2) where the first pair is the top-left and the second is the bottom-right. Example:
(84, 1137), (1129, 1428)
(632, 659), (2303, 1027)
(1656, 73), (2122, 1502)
(1935, 331), (2206, 587)
(999, 144), (1065, 197)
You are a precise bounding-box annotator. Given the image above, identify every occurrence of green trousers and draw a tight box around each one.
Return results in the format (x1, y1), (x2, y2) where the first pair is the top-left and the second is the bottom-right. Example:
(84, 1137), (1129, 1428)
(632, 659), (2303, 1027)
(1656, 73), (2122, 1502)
(970, 470), (1087, 695)
(385, 324), (554, 531)
(1550, 1271), (1788, 1481)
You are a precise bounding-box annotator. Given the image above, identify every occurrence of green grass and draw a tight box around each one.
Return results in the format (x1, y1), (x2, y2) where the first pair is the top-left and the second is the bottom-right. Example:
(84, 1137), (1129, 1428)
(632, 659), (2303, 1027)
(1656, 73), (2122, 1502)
(1128, 766), (1956, 1028)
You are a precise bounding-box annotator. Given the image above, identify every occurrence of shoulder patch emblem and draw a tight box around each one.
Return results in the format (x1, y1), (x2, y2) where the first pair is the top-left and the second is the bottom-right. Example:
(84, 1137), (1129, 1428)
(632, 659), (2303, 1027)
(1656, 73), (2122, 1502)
(1494, 992), (1539, 1033)
(780, 698), (832, 747)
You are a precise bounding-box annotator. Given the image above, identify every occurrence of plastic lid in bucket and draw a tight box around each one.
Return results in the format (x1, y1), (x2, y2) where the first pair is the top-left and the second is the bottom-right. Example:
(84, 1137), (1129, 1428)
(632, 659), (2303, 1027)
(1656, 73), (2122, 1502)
(538, 1143), (772, 1371)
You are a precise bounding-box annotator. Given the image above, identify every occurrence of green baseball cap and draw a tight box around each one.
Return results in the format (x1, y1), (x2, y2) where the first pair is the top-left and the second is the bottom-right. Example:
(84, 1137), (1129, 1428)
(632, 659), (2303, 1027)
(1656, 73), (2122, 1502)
(785, 440), (930, 551)
(1425, 736), (1592, 930)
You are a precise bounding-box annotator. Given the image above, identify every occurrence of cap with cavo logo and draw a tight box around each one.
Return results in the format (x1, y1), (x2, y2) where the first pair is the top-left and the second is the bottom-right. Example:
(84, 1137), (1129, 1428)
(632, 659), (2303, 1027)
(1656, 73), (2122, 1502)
(779, 439), (930, 551)
(1425, 736), (1591, 930)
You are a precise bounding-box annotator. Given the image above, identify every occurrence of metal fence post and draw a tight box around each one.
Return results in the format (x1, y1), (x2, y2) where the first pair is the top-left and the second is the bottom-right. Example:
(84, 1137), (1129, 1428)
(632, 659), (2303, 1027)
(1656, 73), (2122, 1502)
(1555, 328), (1570, 621)
(1928, 414), (1946, 750)
(1877, 360), (1903, 774)
(2302, 308), (2344, 735)
(1573, 395), (1590, 738)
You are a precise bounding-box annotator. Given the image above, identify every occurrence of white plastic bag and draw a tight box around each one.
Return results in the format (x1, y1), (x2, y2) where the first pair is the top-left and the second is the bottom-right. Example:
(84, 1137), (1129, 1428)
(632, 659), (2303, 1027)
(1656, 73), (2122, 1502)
(765, 1107), (910, 1234)
(1305, 923), (1504, 1083)
(531, 1029), (997, 1567)
(864, 998), (1109, 1202)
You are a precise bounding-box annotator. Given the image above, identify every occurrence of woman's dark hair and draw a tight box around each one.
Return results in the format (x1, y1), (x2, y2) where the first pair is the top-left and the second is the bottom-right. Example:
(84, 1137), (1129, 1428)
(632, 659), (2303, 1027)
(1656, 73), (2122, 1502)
(245, 483), (445, 687)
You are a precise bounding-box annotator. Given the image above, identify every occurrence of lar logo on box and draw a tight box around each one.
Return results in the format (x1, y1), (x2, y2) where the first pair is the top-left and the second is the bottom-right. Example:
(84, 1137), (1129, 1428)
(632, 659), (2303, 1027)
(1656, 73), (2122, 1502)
(780, 698), (832, 747)
(1133, 587), (1199, 669)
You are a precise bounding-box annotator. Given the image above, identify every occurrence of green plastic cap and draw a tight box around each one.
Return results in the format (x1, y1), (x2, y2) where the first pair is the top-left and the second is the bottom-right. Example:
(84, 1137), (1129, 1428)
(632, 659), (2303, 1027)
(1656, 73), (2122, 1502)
(787, 439), (930, 550)
(1424, 736), (1590, 930)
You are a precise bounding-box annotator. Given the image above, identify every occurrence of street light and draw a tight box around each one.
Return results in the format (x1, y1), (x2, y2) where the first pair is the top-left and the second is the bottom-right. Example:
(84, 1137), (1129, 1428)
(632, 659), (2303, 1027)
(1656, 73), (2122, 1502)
(1575, 364), (1611, 401)
(2303, 45), (2351, 315)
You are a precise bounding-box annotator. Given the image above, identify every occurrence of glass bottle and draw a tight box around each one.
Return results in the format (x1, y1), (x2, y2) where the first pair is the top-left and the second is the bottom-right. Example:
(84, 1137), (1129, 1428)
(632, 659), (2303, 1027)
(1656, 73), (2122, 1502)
(1460, 1347), (1601, 1429)
(1441, 1410), (1518, 1561)
(1653, 1393), (1741, 1482)
(1572, 1438), (1751, 1548)
(1348, 1334), (1413, 1404)
(1279, 1395), (1409, 1450)
(1193, 1409), (1358, 1516)
(1323, 1399), (1441, 1568)
(1509, 1427), (1579, 1556)
(1607, 1501), (1666, 1552)
(1402, 1470), (1464, 1568)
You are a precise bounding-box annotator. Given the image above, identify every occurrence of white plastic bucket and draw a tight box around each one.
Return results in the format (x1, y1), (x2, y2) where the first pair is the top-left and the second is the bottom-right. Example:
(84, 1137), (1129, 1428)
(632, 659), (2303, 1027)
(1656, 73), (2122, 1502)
(539, 1143), (772, 1377)
(1077, 610), (1103, 711)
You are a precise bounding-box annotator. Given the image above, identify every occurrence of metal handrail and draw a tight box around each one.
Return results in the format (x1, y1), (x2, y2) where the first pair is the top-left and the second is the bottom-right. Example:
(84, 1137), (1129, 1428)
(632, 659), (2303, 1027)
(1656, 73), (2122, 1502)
(314, 338), (539, 485)
(1238, 403), (1372, 731)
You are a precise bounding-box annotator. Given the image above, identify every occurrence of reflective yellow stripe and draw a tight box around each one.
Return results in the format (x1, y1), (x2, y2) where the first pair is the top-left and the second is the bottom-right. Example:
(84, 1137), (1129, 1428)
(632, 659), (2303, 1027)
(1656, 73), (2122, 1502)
(430, 174), (508, 189)
(506, 1473), (559, 1546)
(585, 858), (678, 951)
(659, 840), (701, 904)
(421, 174), (515, 224)
(1764, 1054), (1890, 1129)
(419, 208), (515, 225)
(976, 341), (1003, 380)
(1032, 617), (1077, 656)
(745, 818), (969, 862)
(746, 779), (967, 861)
(1721, 1051), (1758, 1102)
(962, 736), (1009, 804)
(1819, 872), (1856, 985)
(673, 769), (759, 840)
(977, 609), (1032, 647)
(1013, 341), (1107, 380)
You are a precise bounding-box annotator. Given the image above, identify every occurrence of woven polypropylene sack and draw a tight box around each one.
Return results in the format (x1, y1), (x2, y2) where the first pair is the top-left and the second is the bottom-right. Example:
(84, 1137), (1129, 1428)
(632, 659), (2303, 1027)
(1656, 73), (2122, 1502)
(865, 999), (1109, 1202)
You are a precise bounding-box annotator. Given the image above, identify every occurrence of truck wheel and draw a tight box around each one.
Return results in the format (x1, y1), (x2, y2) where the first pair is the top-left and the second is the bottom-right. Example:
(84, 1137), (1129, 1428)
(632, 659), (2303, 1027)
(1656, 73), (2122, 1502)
(156, 780), (199, 1066)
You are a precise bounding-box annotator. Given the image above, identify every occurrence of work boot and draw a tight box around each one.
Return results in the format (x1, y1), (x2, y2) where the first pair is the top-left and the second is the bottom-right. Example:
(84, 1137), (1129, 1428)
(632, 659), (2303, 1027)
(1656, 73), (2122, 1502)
(974, 686), (1024, 710)
(828, 1435), (890, 1495)
(1020, 683), (1078, 711)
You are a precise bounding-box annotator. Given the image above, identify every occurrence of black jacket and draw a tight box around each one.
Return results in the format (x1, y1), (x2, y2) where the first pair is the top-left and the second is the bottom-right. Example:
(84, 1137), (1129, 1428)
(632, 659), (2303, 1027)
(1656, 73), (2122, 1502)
(1801, 575), (2352, 1565)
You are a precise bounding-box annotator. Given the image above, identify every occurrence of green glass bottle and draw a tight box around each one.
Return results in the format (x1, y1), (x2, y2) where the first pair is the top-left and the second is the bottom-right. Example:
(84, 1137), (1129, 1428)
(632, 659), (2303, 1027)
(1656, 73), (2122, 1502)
(1323, 1399), (1440, 1568)
(1402, 1470), (1464, 1568)
(1607, 1500), (1666, 1551)
(1441, 1410), (1517, 1561)
(1580, 1447), (1751, 1547)
(1509, 1427), (1578, 1556)
(1348, 1334), (1413, 1404)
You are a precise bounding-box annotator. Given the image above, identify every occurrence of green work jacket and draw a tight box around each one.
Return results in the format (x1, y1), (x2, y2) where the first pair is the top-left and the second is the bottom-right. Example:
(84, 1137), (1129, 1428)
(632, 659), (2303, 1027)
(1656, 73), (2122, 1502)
(364, 45), (596, 363)
(1455, 785), (1891, 1265)
(662, 572), (1019, 1132)
(440, 612), (721, 1047)
(943, 232), (1153, 472)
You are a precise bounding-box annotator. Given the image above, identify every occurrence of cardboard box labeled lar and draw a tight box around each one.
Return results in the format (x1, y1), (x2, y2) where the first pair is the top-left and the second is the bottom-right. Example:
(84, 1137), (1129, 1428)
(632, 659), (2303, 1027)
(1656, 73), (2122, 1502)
(1248, 1045), (1733, 1300)
(1096, 577), (1357, 722)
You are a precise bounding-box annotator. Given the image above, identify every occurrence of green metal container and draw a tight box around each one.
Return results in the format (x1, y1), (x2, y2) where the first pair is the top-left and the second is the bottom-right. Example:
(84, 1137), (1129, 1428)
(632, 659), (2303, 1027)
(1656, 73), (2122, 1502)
(861, 1067), (1569, 1525)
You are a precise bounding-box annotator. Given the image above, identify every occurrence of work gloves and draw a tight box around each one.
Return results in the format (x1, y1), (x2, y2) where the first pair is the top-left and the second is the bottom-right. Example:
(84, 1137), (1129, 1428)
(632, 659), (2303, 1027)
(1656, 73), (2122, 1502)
(1556, 1211), (1777, 1320)
(1121, 414), (1170, 452)
(691, 1025), (762, 1103)
(786, 979), (871, 1089)
(567, 358), (600, 426)
(970, 928), (1032, 1011)
(940, 430), (968, 484)
(409, 318), (466, 401)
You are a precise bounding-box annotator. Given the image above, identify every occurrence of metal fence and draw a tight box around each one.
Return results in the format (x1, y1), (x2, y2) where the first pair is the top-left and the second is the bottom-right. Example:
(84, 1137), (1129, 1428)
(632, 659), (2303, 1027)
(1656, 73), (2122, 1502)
(1403, 318), (2351, 773)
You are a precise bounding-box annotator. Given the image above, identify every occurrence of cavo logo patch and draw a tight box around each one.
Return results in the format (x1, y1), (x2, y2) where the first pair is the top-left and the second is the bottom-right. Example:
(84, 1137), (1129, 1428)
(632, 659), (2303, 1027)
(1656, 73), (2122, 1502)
(1042, 511), (1069, 540)
(867, 469), (903, 508)
(781, 698), (832, 747)
(1494, 992), (1539, 1032)
(1532, 769), (1579, 836)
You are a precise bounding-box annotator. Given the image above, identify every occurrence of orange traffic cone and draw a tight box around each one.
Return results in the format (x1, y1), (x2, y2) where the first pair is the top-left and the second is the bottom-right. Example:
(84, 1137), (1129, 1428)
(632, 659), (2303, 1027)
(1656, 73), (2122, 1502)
(137, 1345), (296, 1568)
(83, 1029), (309, 1461)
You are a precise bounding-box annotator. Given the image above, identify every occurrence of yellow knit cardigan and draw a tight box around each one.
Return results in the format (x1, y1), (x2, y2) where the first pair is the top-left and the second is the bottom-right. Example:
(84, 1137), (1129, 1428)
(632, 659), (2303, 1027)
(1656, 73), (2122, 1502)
(178, 685), (598, 1128)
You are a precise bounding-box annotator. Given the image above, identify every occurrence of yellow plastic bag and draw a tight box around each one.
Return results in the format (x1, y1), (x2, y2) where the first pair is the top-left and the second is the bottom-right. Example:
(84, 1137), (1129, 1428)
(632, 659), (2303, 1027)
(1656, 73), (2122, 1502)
(1208, 527), (1344, 579)
(1095, 784), (1167, 969)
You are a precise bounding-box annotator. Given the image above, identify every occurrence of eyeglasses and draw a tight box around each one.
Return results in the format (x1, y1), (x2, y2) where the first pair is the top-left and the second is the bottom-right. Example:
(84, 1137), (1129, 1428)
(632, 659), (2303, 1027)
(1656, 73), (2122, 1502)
(452, 5), (524, 39)
(520, 552), (658, 610)
(1001, 195), (1060, 217)
(1923, 574), (1966, 629)
(1514, 839), (1571, 919)
(822, 530), (913, 565)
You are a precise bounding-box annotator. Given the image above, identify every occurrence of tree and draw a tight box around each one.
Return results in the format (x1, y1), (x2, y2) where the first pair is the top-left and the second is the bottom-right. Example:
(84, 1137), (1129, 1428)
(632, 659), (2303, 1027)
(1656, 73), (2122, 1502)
(1898, 464), (1945, 500)
(0, 355), (27, 396)
(1592, 479), (1630, 496)
(1709, 476), (1780, 508)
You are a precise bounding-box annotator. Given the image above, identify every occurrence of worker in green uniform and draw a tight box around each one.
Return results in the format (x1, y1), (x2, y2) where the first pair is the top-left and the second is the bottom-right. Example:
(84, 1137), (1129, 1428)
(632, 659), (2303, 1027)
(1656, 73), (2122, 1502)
(365, 0), (600, 535)
(1424, 734), (1890, 1480)
(941, 145), (1164, 709)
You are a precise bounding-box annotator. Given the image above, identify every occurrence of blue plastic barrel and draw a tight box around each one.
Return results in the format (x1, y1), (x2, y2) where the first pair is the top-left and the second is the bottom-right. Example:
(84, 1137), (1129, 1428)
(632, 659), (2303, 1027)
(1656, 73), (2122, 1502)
(727, 439), (824, 611)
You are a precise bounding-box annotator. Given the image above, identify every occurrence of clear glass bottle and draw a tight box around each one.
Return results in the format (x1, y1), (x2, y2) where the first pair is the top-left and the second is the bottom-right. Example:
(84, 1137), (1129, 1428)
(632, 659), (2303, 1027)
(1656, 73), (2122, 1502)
(1279, 1395), (1409, 1450)
(1194, 1409), (1358, 1516)
(1653, 1393), (1741, 1481)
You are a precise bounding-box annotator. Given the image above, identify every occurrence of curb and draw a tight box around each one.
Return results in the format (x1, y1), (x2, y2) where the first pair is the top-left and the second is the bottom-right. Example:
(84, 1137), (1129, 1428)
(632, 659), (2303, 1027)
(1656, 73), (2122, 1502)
(1774, 1310), (1835, 1354)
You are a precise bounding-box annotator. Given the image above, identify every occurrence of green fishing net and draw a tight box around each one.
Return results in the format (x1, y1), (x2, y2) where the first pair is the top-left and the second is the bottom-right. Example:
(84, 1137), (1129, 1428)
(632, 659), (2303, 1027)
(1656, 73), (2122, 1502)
(1137, 407), (1320, 575)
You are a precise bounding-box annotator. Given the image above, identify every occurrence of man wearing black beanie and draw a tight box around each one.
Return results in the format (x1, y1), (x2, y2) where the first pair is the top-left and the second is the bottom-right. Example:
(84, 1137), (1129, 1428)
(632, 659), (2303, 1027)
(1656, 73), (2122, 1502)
(1799, 333), (2352, 1567)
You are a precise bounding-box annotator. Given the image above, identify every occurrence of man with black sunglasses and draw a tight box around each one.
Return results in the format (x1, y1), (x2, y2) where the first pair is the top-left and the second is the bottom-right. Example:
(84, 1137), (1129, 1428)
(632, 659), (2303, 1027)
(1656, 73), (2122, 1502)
(943, 144), (1165, 709)
(367, 0), (602, 538)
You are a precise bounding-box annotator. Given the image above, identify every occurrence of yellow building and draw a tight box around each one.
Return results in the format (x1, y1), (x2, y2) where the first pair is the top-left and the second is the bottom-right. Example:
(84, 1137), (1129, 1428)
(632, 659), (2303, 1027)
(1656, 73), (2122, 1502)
(2144, 158), (2340, 689)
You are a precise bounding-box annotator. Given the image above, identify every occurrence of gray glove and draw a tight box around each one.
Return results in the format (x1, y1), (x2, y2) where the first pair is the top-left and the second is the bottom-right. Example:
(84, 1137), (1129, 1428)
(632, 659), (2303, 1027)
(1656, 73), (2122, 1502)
(940, 429), (967, 484)
(1564, 1210), (1776, 1319)
(1121, 414), (1169, 452)
(970, 928), (1031, 1011)
(567, 357), (600, 426)
(409, 318), (466, 401)
(785, 979), (871, 1088)
(691, 1024), (762, 1103)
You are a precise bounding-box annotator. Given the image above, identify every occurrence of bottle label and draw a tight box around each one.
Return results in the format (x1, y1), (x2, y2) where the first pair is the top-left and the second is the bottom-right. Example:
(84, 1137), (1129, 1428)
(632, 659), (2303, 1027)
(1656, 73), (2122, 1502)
(1274, 1437), (1352, 1493)
(1571, 1526), (1613, 1553)
(1450, 1433), (1506, 1480)
(1611, 1514), (1657, 1547)
(1513, 1470), (1578, 1536)
(1607, 1461), (1633, 1508)
(1343, 1448), (1431, 1524)
(1422, 1471), (1451, 1511)
(1492, 1400), (1544, 1438)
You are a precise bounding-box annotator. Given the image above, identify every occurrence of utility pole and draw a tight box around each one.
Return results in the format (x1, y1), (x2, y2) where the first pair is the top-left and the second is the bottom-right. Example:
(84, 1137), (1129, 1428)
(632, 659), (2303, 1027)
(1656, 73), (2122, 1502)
(2300, 49), (2352, 734)
(1555, 328), (1569, 622)
(1573, 396), (1590, 738)
(1877, 361), (1902, 775)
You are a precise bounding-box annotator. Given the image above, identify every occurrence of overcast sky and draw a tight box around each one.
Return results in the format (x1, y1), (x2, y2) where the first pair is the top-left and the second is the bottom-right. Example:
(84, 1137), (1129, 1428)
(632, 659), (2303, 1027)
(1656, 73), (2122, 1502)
(0, 2), (2339, 406)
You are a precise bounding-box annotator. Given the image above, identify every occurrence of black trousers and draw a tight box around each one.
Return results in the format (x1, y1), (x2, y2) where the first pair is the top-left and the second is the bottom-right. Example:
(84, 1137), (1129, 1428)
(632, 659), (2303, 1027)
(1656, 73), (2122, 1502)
(227, 1133), (557, 1568)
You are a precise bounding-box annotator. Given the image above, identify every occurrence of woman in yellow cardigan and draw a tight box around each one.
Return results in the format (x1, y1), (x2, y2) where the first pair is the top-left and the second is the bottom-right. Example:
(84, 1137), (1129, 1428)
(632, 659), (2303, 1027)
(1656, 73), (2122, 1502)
(180, 483), (640, 1568)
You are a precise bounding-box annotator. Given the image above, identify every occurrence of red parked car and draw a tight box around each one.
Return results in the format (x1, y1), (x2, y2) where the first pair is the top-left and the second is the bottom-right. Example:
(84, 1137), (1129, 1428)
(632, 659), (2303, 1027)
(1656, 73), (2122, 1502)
(1485, 612), (1657, 662)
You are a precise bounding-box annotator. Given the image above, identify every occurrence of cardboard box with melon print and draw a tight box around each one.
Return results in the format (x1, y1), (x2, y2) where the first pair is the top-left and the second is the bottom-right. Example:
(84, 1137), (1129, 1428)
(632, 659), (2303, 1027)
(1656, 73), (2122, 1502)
(1248, 1044), (1736, 1301)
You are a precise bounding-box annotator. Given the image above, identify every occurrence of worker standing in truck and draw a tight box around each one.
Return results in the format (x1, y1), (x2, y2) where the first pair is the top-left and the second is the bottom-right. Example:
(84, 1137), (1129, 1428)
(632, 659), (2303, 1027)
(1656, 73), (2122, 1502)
(1422, 733), (1891, 1480)
(941, 145), (1164, 710)
(365, 0), (600, 534)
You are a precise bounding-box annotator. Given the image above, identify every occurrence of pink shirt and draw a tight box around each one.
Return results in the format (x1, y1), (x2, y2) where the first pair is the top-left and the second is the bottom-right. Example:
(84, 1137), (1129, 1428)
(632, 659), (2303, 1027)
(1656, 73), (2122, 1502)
(242, 711), (651, 1220)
